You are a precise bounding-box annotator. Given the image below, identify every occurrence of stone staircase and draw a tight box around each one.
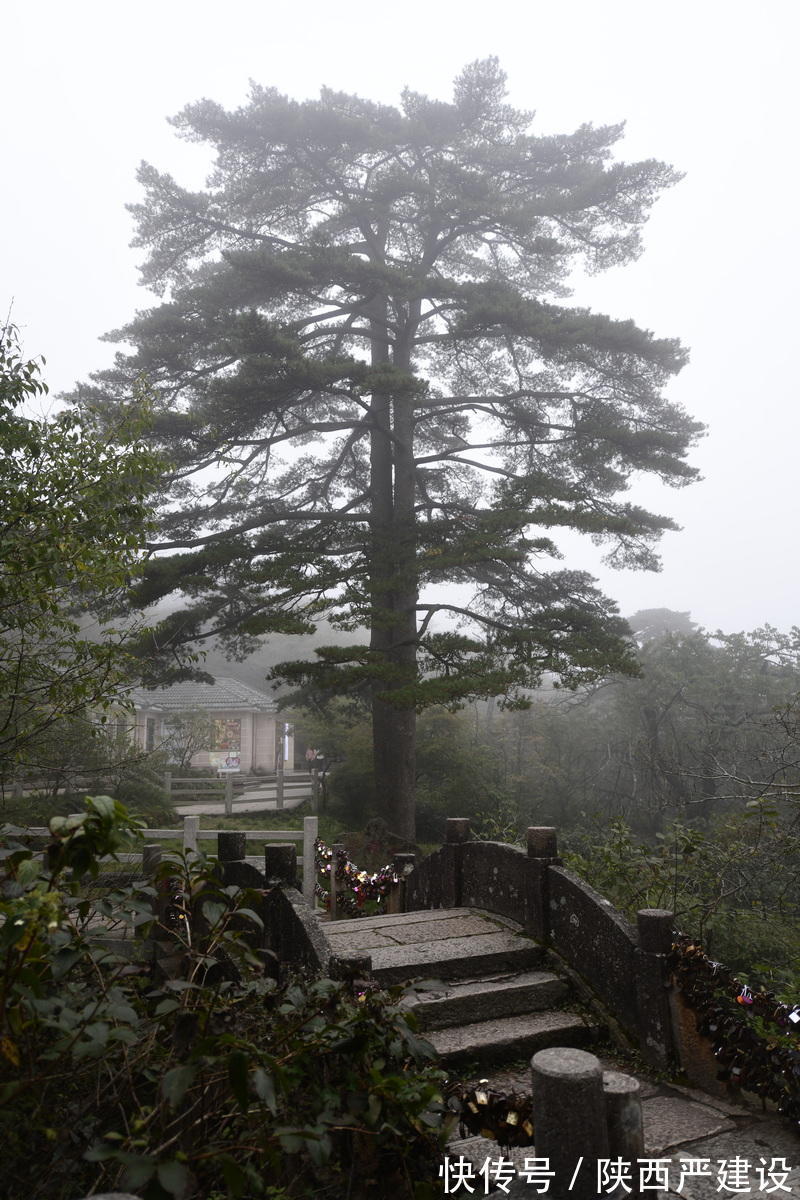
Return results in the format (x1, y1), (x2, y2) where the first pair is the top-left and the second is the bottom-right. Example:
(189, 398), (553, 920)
(324, 907), (603, 1067)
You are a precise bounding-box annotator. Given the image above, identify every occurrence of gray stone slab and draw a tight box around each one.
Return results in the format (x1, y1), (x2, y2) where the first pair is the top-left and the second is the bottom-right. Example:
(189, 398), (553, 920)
(442, 1065), (795, 1199)
(429, 1010), (594, 1062)
(377, 929), (534, 962)
(642, 1094), (737, 1154)
(408, 971), (569, 1029)
(661, 1081), (755, 1118)
(326, 906), (475, 932)
(319, 927), (402, 951)
(381, 914), (504, 944)
(661, 1122), (800, 1200)
(328, 914), (494, 947)
(366, 930), (543, 980)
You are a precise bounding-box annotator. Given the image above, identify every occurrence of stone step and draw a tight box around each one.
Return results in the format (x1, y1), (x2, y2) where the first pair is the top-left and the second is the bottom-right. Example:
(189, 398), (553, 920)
(366, 933), (546, 985)
(325, 908), (545, 985)
(426, 1009), (602, 1067)
(403, 970), (570, 1030)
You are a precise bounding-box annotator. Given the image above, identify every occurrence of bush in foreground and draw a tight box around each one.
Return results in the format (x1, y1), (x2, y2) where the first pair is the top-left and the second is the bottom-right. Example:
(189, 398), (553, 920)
(0, 798), (449, 1199)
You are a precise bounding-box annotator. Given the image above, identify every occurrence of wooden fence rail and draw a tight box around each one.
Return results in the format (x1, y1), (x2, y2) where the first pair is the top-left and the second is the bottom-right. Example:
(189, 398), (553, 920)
(163, 770), (317, 813)
(19, 814), (319, 907)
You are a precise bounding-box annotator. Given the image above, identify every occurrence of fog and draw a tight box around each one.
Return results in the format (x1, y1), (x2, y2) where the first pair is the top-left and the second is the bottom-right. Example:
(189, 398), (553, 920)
(4, 0), (798, 635)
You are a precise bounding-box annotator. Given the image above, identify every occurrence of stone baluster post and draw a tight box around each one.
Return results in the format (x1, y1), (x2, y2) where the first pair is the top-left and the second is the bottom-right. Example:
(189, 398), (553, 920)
(183, 814), (199, 854)
(531, 1047), (609, 1200)
(442, 818), (470, 908)
(603, 1070), (644, 1195)
(264, 843), (298, 888)
(387, 852), (416, 914)
(137, 844), (163, 945)
(525, 826), (561, 942)
(635, 908), (675, 1069)
(218, 830), (247, 863)
(329, 842), (344, 921)
(141, 843), (161, 877)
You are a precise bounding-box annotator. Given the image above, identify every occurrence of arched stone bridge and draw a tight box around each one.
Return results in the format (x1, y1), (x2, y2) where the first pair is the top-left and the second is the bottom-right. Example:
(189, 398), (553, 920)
(248, 819), (676, 1073)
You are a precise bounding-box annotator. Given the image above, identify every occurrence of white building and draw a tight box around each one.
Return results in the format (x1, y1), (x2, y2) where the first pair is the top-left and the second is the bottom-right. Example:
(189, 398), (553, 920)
(129, 677), (293, 772)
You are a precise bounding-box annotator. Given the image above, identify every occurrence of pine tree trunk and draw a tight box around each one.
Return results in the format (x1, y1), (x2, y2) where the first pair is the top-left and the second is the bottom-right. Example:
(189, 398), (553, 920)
(372, 699), (416, 841)
(367, 295), (418, 841)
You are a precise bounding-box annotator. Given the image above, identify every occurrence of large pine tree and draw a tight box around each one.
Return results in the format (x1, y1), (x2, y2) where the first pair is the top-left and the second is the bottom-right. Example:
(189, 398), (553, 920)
(72, 60), (702, 838)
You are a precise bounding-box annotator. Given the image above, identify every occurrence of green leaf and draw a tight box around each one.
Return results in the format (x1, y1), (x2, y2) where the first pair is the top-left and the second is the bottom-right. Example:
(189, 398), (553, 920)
(252, 1066), (277, 1114)
(162, 1064), (197, 1109)
(202, 899), (227, 927)
(88, 795), (116, 819)
(154, 997), (181, 1016)
(83, 1141), (116, 1163)
(121, 1155), (156, 1189)
(108, 1001), (139, 1023)
(108, 1026), (138, 1044)
(236, 907), (264, 930)
(16, 857), (41, 886)
(220, 1154), (248, 1198)
(277, 1130), (305, 1154)
(157, 1158), (191, 1198)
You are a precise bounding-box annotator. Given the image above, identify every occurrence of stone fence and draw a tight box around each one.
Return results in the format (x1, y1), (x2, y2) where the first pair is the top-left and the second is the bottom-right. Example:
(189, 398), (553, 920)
(138, 821), (675, 1067)
(405, 819), (675, 1068)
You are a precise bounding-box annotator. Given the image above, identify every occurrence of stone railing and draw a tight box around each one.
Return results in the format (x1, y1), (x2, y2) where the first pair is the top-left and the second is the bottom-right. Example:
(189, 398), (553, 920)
(406, 819), (674, 1067)
(107, 833), (335, 978)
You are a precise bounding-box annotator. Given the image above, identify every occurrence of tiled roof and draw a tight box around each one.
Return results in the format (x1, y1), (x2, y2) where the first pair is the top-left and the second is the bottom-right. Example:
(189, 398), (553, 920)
(129, 677), (277, 713)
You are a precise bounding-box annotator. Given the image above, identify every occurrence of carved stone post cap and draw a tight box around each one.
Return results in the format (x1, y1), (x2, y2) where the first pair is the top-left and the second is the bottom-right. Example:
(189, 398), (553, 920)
(264, 842), (298, 885)
(602, 1069), (640, 1097)
(527, 826), (558, 858)
(392, 852), (416, 872)
(531, 1046), (610, 1190)
(76, 1194), (144, 1200)
(531, 1046), (602, 1083)
(141, 843), (161, 875)
(637, 908), (674, 954)
(445, 818), (471, 843)
(218, 831), (247, 862)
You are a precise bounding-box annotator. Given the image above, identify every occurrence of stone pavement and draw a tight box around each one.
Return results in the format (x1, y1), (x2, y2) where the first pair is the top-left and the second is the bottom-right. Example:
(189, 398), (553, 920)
(445, 1059), (800, 1198)
(331, 907), (799, 1193)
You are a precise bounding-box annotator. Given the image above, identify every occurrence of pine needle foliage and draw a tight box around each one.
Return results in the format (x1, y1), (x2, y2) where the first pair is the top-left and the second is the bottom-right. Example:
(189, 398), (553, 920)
(69, 60), (702, 836)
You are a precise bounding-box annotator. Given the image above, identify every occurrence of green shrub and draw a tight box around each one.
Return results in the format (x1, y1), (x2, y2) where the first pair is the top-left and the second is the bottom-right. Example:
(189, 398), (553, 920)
(0, 799), (449, 1200)
(113, 762), (176, 825)
(564, 807), (800, 992)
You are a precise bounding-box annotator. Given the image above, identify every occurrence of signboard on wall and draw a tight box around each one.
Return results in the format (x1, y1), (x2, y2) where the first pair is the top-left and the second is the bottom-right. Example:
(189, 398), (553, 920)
(214, 756), (241, 773)
(213, 718), (241, 751)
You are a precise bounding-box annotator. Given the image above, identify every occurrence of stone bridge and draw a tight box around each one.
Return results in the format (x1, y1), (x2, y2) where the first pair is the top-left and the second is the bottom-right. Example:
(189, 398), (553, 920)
(250, 818), (677, 1074)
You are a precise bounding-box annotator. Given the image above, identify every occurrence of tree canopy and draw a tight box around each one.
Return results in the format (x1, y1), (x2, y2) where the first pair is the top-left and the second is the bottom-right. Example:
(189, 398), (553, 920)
(491, 619), (800, 830)
(0, 325), (159, 787)
(70, 60), (702, 836)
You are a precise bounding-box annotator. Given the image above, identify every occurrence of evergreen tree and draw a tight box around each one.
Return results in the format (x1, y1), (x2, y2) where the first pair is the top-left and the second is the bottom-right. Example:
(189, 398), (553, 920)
(0, 325), (159, 789)
(71, 60), (702, 837)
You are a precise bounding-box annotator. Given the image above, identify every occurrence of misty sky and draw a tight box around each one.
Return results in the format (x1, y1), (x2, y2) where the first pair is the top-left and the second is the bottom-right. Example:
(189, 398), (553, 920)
(4, 0), (798, 638)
